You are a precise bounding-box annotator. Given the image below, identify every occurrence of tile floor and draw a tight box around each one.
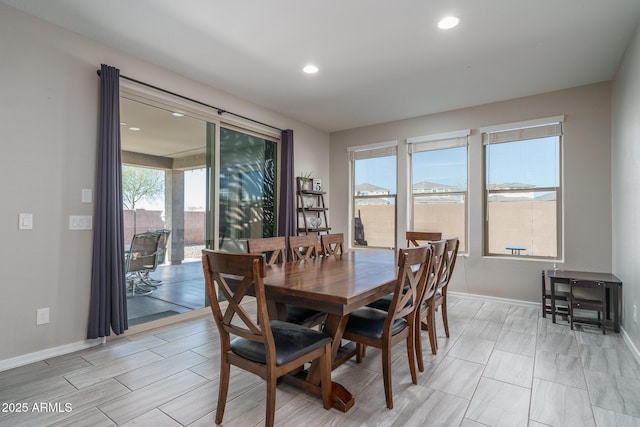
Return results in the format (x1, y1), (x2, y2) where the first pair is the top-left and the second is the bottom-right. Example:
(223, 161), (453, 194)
(2, 296), (640, 426)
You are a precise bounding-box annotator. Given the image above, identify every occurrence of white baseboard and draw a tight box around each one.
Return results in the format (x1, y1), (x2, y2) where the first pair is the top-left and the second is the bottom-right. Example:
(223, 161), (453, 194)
(621, 326), (640, 366)
(0, 309), (212, 372)
(449, 291), (540, 308)
(0, 338), (105, 373)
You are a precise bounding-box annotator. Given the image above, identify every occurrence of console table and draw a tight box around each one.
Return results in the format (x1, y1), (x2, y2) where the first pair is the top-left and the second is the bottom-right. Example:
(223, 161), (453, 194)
(542, 269), (622, 333)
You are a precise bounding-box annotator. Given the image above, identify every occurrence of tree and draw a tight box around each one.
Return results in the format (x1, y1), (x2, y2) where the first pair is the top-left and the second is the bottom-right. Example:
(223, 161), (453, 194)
(122, 166), (164, 233)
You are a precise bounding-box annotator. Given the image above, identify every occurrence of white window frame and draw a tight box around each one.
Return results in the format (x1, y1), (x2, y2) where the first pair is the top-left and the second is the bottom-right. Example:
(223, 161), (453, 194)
(482, 116), (564, 259)
(348, 141), (398, 249)
(407, 129), (470, 252)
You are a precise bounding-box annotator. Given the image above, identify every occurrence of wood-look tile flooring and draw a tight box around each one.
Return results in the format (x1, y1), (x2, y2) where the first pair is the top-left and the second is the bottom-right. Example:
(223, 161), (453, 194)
(2, 297), (640, 426)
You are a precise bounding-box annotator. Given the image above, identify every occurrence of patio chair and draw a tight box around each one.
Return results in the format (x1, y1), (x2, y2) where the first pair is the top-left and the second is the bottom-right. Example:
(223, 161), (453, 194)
(125, 231), (161, 296)
(143, 229), (171, 285)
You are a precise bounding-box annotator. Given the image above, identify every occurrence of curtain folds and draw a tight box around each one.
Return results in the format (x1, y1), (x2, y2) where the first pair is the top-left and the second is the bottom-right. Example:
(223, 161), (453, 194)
(278, 129), (296, 259)
(87, 64), (128, 338)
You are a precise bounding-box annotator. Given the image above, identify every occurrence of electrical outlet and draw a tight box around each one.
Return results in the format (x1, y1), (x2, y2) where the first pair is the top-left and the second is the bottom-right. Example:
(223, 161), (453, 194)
(634, 305), (637, 323)
(36, 308), (49, 325)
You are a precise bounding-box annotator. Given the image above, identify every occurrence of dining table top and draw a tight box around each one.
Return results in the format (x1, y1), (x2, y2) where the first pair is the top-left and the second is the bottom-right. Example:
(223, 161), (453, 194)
(262, 248), (398, 316)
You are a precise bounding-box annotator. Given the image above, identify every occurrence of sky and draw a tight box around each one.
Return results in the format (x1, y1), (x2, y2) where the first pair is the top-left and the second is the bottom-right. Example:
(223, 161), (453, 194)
(137, 136), (559, 212)
(355, 137), (559, 192)
(137, 168), (206, 212)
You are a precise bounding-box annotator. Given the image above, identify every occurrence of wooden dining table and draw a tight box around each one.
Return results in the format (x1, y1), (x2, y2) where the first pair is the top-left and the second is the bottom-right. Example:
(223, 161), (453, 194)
(261, 248), (398, 411)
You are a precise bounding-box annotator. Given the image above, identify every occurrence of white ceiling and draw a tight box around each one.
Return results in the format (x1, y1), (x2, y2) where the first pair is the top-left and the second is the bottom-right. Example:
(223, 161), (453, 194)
(4, 0), (640, 133)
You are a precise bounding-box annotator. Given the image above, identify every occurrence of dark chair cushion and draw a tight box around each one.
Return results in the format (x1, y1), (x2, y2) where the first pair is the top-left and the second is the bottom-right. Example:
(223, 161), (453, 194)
(367, 292), (413, 312)
(286, 305), (325, 325)
(230, 320), (331, 366)
(344, 307), (407, 340)
(367, 294), (393, 311)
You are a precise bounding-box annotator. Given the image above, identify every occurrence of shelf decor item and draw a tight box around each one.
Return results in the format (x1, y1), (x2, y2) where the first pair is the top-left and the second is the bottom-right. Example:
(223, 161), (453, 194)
(313, 178), (322, 191)
(309, 217), (322, 229)
(299, 171), (313, 191)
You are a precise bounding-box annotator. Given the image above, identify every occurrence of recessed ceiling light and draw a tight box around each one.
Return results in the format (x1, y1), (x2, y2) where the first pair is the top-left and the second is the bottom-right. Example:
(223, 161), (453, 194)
(438, 16), (459, 30)
(303, 64), (319, 74)
(129, 127), (140, 131)
(120, 122), (127, 126)
(172, 112), (184, 117)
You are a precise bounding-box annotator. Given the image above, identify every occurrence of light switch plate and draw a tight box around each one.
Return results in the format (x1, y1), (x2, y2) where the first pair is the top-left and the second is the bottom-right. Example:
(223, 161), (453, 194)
(82, 188), (92, 203)
(36, 308), (49, 325)
(69, 215), (93, 230)
(19, 213), (33, 230)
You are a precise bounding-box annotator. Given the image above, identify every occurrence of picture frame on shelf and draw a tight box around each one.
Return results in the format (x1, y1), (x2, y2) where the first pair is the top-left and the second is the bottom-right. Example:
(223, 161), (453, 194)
(313, 178), (322, 191)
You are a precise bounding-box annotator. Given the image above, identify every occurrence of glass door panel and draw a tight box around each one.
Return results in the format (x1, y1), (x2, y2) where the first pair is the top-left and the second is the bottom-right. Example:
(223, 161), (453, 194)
(218, 127), (277, 253)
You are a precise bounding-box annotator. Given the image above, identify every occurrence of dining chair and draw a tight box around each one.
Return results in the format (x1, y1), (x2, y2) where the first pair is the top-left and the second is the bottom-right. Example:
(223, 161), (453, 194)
(434, 237), (460, 342)
(247, 237), (326, 328)
(415, 239), (447, 369)
(288, 235), (320, 261)
(321, 233), (344, 256)
(342, 245), (431, 409)
(247, 236), (286, 264)
(201, 250), (332, 426)
(125, 231), (162, 296)
(406, 231), (442, 247)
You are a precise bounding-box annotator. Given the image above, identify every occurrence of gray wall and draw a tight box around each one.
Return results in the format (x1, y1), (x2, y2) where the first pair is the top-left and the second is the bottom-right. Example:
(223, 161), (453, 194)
(0, 4), (330, 364)
(612, 24), (640, 351)
(330, 82), (612, 303)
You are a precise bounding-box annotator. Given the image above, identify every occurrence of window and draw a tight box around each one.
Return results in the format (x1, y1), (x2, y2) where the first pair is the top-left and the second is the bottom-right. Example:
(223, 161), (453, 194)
(349, 142), (397, 249)
(408, 130), (469, 252)
(483, 117), (563, 258)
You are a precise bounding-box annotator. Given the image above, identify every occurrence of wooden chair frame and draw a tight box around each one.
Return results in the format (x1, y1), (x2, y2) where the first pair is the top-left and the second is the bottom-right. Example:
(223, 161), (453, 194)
(342, 246), (431, 409)
(434, 237), (460, 341)
(321, 233), (344, 256)
(202, 250), (331, 426)
(406, 231), (443, 248)
(247, 236), (286, 264)
(288, 235), (320, 261)
(416, 240), (447, 369)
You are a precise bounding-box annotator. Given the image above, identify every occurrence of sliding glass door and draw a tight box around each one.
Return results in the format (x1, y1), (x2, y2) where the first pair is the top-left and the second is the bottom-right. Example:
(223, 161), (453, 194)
(217, 127), (278, 253)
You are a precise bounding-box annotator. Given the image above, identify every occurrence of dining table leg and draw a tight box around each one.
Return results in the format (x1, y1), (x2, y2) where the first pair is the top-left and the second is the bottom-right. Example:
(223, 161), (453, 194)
(305, 313), (355, 412)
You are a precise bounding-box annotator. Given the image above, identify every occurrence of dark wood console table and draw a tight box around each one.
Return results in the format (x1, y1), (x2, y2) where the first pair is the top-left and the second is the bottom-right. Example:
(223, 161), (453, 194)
(542, 269), (622, 332)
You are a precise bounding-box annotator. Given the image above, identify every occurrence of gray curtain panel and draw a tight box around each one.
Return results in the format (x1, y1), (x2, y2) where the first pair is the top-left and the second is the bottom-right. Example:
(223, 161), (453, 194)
(278, 129), (296, 260)
(87, 64), (128, 338)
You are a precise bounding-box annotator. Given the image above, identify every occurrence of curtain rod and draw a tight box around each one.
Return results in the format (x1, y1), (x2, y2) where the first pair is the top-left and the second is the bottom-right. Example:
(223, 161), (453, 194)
(96, 69), (283, 132)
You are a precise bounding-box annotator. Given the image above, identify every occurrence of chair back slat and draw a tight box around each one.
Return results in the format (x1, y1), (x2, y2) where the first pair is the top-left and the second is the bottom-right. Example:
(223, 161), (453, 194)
(388, 246), (431, 323)
(406, 231), (442, 248)
(321, 233), (344, 256)
(288, 235), (319, 261)
(202, 251), (274, 347)
(247, 236), (286, 264)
